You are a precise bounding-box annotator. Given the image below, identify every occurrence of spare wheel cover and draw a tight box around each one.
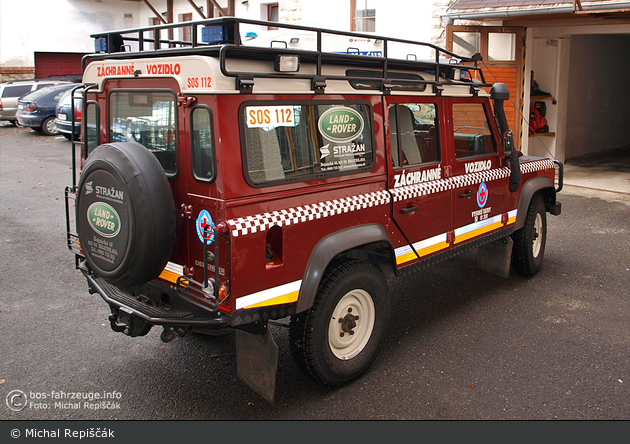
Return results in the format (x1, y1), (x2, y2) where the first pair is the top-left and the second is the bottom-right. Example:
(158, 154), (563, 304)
(76, 142), (176, 288)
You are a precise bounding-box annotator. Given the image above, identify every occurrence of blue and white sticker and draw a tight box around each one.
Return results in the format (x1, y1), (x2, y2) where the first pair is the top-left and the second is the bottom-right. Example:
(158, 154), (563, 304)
(476, 182), (489, 209)
(196, 209), (215, 245)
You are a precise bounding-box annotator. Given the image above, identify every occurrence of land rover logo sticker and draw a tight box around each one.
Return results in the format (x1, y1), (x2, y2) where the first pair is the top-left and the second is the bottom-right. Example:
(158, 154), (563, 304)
(87, 202), (121, 238)
(196, 209), (215, 245)
(318, 107), (364, 143)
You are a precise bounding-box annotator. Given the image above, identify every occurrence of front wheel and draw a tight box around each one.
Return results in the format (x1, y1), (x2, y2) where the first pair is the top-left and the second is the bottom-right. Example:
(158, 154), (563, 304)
(290, 260), (390, 386)
(512, 194), (547, 275)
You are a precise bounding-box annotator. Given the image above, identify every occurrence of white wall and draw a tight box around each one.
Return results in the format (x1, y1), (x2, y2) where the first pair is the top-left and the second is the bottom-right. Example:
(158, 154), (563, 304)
(0, 0), (141, 67)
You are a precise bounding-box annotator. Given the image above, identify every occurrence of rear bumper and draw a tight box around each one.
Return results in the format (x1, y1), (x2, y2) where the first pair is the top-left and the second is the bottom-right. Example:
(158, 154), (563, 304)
(17, 114), (45, 128)
(81, 265), (228, 331)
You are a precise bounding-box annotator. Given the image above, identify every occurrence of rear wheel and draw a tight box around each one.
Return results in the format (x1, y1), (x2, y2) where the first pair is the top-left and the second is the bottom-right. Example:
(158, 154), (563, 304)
(41, 116), (59, 136)
(512, 194), (547, 276)
(290, 260), (389, 386)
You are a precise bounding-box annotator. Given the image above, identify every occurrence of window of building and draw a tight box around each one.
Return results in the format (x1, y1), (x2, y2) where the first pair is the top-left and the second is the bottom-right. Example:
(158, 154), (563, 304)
(242, 102), (374, 186)
(352, 0), (376, 32)
(267, 3), (279, 29)
(388, 103), (440, 168)
(181, 13), (193, 43)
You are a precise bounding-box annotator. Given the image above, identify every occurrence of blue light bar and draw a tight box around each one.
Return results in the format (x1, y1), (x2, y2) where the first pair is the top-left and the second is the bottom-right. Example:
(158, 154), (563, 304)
(201, 25), (227, 44)
(94, 37), (108, 53)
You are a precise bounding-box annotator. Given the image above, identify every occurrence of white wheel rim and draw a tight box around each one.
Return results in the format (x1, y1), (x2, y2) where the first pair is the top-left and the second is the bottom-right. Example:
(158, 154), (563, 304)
(328, 289), (375, 360)
(46, 119), (56, 134)
(532, 213), (543, 258)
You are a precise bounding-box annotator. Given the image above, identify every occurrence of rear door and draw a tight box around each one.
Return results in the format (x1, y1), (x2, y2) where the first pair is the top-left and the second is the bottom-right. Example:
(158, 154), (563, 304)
(105, 79), (189, 271)
(385, 97), (452, 267)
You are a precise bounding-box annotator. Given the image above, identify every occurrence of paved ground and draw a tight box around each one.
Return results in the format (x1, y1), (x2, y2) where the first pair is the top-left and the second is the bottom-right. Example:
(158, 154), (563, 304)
(1, 124), (629, 421)
(563, 145), (630, 201)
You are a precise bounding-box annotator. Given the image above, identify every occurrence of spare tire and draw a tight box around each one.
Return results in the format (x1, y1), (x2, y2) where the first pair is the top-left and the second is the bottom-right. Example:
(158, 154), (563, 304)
(76, 142), (177, 288)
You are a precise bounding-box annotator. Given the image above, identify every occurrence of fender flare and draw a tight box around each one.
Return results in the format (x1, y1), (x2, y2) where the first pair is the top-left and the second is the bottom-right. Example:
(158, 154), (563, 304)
(514, 176), (555, 230)
(295, 224), (395, 313)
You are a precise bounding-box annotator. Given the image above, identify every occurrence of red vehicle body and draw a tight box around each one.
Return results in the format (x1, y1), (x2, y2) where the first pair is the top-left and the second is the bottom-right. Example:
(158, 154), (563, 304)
(65, 18), (562, 402)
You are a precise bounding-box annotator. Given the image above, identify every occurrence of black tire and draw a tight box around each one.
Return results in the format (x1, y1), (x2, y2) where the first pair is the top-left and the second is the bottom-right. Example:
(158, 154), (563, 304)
(512, 194), (547, 276)
(289, 260), (390, 386)
(76, 142), (177, 288)
(41, 116), (59, 136)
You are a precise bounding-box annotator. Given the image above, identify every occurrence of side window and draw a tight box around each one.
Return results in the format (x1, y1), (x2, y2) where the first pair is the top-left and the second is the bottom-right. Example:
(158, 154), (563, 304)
(452, 102), (496, 159)
(242, 103), (374, 186)
(86, 102), (99, 154)
(389, 103), (439, 168)
(191, 106), (215, 182)
(109, 91), (177, 175)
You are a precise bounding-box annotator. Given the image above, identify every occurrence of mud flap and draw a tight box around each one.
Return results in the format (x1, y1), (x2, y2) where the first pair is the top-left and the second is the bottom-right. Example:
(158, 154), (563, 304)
(236, 327), (278, 403)
(476, 236), (513, 278)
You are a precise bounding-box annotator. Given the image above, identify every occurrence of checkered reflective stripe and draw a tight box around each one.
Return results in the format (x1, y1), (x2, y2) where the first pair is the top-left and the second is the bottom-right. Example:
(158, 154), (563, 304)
(390, 178), (452, 202)
(451, 167), (511, 189)
(227, 190), (391, 237)
(520, 158), (555, 174)
(226, 160), (553, 238)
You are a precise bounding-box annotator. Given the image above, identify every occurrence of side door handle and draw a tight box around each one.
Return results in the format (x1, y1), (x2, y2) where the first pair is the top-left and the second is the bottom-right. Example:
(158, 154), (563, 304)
(459, 190), (474, 199)
(400, 205), (418, 214)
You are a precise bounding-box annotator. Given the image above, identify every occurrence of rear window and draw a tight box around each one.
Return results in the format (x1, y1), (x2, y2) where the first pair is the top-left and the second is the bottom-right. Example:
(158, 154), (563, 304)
(242, 102), (374, 186)
(109, 90), (177, 175)
(1, 85), (32, 98)
(20, 88), (50, 102)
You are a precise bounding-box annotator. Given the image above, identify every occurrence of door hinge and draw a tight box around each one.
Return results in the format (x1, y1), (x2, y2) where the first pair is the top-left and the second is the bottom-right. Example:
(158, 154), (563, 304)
(177, 93), (197, 108)
(181, 203), (193, 219)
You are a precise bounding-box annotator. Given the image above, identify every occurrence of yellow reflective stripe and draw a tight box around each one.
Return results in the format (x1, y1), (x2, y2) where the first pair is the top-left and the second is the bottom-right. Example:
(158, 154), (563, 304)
(507, 209), (518, 225)
(454, 215), (503, 244)
(395, 233), (449, 265)
(236, 280), (302, 310)
(158, 262), (184, 284)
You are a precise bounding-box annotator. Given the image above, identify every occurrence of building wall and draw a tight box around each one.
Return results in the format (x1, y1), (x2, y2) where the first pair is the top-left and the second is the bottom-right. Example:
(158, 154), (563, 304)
(1, 0), (450, 81)
(0, 0), (141, 80)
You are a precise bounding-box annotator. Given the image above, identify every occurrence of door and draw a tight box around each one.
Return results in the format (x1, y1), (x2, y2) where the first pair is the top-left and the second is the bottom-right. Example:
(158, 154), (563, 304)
(386, 98), (452, 267)
(446, 26), (524, 147)
(449, 99), (508, 246)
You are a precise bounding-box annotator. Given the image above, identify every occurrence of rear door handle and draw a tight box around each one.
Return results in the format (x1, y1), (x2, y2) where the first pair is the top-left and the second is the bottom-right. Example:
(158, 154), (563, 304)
(400, 206), (418, 214)
(459, 191), (474, 199)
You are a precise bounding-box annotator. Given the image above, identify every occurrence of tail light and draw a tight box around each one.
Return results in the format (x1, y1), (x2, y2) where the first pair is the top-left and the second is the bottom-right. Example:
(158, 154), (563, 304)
(26, 103), (37, 112)
(75, 108), (82, 123)
(0, 99), (3, 110)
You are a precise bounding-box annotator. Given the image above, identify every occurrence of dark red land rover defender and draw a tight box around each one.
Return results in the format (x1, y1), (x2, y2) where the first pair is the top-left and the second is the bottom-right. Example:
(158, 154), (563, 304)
(65, 18), (562, 401)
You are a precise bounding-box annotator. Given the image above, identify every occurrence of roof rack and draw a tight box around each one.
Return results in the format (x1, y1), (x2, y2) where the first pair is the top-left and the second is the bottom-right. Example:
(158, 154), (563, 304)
(87, 17), (491, 95)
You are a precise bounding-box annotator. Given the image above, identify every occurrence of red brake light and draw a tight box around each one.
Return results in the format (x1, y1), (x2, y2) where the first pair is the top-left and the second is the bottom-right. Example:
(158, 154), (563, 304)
(75, 108), (82, 122)
(26, 104), (37, 112)
(0, 99), (3, 110)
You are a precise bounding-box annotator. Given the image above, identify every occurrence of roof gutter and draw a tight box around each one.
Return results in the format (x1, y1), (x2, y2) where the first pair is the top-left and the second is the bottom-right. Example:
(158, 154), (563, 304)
(442, 2), (630, 26)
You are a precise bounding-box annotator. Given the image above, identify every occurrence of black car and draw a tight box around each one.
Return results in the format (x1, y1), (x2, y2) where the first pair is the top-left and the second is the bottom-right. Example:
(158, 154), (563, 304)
(16, 84), (76, 135)
(54, 88), (83, 140)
